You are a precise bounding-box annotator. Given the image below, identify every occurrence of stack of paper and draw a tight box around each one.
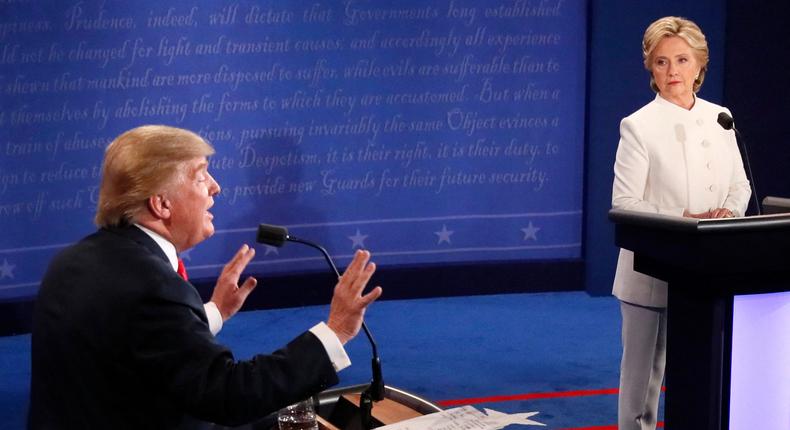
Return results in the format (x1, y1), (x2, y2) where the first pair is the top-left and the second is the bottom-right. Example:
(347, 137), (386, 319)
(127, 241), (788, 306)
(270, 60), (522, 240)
(377, 405), (545, 430)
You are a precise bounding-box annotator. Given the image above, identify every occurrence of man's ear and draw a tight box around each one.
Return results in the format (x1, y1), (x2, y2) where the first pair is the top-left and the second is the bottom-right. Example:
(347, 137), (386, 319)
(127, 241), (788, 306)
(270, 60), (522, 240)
(147, 194), (172, 220)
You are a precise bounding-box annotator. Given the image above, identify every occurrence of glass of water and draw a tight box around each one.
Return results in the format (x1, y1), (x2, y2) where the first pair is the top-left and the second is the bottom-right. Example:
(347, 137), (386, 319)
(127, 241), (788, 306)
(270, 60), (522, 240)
(277, 398), (319, 430)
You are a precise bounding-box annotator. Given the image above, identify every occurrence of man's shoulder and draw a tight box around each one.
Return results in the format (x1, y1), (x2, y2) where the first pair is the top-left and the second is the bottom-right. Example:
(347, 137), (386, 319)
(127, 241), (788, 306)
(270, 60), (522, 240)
(48, 226), (168, 281)
(54, 227), (141, 260)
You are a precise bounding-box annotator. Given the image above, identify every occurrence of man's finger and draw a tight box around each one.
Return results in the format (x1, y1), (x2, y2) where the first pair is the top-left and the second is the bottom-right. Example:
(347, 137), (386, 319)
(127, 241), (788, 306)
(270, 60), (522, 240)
(225, 244), (249, 268)
(349, 262), (376, 295)
(225, 245), (255, 277)
(359, 286), (383, 307)
(344, 250), (370, 280)
(240, 276), (257, 292)
(236, 277), (258, 301)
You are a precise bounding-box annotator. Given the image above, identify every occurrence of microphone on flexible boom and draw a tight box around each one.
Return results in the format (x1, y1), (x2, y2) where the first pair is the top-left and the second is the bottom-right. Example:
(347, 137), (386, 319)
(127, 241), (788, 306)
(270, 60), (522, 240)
(256, 224), (385, 429)
(717, 112), (761, 215)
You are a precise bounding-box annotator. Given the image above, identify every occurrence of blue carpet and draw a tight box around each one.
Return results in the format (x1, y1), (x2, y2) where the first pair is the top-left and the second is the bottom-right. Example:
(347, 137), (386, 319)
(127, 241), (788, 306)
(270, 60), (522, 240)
(0, 292), (664, 429)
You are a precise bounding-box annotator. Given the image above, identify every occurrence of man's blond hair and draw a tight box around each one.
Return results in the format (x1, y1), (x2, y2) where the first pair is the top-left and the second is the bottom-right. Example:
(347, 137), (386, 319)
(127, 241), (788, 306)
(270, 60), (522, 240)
(95, 125), (214, 227)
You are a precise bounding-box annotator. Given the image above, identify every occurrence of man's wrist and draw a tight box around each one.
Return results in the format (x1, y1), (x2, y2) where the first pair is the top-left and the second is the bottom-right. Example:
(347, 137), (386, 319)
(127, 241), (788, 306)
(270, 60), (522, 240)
(204, 301), (224, 335)
(310, 322), (351, 372)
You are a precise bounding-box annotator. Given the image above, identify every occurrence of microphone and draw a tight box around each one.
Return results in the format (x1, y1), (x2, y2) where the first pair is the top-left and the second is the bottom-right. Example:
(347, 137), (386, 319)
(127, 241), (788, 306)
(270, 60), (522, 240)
(717, 112), (761, 215)
(256, 224), (385, 428)
(716, 111), (734, 131)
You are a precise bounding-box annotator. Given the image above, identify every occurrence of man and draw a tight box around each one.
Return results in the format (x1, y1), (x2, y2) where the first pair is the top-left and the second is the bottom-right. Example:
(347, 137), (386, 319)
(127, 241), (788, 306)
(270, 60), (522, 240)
(28, 125), (383, 428)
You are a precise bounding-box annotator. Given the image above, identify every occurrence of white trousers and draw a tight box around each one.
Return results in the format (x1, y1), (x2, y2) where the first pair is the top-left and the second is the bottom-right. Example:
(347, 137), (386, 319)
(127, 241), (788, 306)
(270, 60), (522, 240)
(618, 300), (667, 430)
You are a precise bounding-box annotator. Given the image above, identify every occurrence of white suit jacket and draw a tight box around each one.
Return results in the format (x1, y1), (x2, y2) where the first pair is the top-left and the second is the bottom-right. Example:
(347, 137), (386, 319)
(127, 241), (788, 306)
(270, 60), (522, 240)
(611, 94), (751, 307)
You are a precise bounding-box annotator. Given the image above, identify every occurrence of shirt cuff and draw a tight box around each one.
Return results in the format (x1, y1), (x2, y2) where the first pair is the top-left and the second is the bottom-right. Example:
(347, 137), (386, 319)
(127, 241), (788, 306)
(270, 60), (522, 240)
(309, 322), (351, 372)
(204, 302), (223, 336)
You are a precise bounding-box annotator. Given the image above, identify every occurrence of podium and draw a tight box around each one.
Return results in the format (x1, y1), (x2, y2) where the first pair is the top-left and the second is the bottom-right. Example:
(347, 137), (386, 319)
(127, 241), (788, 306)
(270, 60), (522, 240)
(609, 209), (790, 430)
(316, 384), (442, 429)
(762, 195), (790, 214)
(194, 384), (441, 429)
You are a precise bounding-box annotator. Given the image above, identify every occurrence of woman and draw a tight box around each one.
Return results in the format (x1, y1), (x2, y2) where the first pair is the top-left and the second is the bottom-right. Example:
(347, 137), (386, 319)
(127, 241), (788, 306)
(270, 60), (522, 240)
(611, 16), (751, 430)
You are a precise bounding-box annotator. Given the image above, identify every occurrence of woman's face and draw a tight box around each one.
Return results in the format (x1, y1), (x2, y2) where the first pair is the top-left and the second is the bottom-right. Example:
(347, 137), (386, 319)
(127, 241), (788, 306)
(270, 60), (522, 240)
(650, 36), (701, 107)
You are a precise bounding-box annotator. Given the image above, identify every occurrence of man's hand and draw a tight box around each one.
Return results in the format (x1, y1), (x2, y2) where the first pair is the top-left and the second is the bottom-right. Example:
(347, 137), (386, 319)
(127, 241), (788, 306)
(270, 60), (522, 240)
(327, 250), (383, 344)
(210, 244), (258, 321)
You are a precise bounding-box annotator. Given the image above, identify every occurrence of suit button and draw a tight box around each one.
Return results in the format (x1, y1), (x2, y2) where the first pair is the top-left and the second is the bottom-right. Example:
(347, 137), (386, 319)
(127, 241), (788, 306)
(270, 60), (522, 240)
(706, 161), (712, 170)
(701, 140), (711, 148)
(697, 118), (705, 126)
(708, 184), (717, 192)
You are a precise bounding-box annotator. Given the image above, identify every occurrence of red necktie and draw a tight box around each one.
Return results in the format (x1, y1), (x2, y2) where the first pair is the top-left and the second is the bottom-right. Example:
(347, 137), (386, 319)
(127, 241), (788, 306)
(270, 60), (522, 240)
(176, 258), (188, 281)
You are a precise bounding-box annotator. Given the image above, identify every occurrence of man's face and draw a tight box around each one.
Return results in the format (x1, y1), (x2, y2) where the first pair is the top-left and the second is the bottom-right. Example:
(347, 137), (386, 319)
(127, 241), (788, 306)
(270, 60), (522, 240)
(165, 157), (220, 252)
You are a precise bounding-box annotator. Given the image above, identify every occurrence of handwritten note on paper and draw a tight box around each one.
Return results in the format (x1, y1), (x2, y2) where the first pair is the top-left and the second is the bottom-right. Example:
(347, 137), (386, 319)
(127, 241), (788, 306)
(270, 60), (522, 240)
(377, 406), (545, 430)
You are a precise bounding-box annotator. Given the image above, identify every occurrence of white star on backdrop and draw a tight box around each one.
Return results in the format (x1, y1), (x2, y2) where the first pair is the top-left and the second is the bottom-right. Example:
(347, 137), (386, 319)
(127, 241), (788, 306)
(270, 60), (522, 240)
(348, 229), (368, 249)
(263, 245), (279, 256)
(0, 259), (16, 279)
(434, 225), (454, 244)
(521, 222), (540, 240)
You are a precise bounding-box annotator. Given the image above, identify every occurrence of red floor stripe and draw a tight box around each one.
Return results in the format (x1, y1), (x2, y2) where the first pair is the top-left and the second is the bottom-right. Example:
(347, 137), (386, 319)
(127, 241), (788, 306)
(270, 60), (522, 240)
(437, 387), (619, 407)
(438, 389), (666, 429)
(556, 426), (617, 430)
(438, 386), (667, 407)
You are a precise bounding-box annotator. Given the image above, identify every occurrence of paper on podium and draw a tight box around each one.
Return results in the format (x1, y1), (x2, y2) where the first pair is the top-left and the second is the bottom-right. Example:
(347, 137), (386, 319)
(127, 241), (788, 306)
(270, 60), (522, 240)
(376, 405), (545, 430)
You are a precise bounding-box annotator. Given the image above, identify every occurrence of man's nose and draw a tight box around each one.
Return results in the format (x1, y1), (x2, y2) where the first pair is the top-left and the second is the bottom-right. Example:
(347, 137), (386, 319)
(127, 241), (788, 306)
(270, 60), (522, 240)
(208, 174), (220, 196)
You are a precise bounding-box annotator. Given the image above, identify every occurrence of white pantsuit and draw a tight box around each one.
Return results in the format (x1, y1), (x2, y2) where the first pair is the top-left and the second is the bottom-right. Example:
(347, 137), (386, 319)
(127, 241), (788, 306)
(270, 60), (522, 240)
(611, 94), (751, 430)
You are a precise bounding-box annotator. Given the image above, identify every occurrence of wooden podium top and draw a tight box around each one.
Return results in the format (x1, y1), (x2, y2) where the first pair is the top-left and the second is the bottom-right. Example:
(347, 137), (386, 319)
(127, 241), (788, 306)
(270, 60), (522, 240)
(315, 384), (441, 430)
(316, 394), (423, 430)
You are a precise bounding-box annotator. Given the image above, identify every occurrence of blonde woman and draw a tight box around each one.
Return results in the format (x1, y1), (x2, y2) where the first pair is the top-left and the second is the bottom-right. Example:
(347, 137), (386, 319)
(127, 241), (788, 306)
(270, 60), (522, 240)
(611, 17), (750, 430)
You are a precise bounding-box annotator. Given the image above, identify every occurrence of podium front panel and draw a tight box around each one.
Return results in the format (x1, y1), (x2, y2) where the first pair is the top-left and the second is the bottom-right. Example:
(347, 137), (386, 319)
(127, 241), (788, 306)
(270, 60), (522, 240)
(609, 209), (790, 429)
(729, 291), (790, 430)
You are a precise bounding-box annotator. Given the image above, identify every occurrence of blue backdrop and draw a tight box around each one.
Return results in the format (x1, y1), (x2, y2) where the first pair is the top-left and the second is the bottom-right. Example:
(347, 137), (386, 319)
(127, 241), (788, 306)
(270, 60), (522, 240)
(0, 1), (587, 298)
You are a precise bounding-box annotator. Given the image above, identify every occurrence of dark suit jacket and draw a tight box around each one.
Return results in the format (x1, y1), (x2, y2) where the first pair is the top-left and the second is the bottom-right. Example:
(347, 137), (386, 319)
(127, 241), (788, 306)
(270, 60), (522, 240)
(29, 225), (338, 429)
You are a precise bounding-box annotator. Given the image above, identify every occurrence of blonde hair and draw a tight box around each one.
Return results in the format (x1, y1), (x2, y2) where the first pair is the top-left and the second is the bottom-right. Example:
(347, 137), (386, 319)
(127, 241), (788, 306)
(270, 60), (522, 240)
(643, 16), (709, 93)
(95, 125), (214, 227)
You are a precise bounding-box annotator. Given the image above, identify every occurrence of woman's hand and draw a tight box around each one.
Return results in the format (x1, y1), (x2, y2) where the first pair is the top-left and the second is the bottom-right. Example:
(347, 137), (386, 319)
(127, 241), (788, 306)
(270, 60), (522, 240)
(683, 208), (733, 219)
(709, 208), (734, 218)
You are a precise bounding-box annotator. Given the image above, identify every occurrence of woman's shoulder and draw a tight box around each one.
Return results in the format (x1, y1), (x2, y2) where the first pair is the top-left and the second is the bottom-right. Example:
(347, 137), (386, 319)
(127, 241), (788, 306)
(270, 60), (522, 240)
(621, 96), (663, 124)
(694, 96), (732, 115)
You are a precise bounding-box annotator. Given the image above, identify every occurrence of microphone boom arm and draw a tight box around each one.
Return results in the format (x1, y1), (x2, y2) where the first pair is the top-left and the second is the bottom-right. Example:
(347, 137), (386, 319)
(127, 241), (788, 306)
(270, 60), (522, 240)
(257, 224), (385, 428)
(286, 235), (382, 368)
(717, 112), (761, 216)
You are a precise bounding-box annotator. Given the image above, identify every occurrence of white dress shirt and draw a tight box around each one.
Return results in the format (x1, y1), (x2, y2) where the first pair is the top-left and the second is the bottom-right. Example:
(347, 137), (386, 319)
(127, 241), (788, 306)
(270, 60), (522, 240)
(134, 224), (351, 371)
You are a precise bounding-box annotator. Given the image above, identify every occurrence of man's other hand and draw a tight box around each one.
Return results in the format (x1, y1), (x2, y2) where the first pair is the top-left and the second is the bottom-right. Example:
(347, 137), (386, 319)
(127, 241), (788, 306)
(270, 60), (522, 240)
(210, 244), (258, 321)
(327, 250), (383, 344)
